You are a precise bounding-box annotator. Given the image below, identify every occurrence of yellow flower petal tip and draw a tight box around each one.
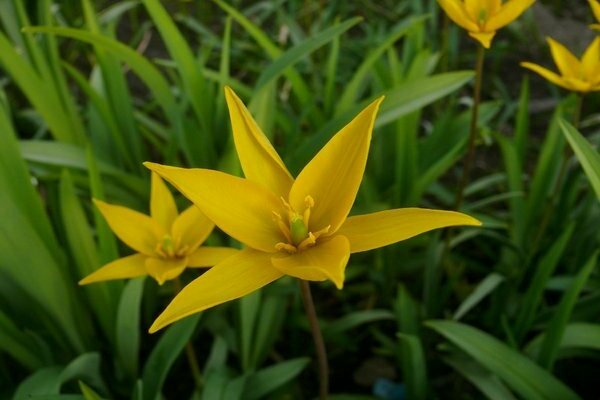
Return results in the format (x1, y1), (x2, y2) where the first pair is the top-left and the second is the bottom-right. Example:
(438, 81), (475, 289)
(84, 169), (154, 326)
(438, 0), (534, 48)
(80, 169), (227, 286)
(146, 87), (479, 330)
(521, 36), (600, 93)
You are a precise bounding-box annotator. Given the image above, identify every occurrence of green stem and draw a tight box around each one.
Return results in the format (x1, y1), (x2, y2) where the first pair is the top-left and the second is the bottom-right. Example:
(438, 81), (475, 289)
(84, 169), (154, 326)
(299, 280), (329, 400)
(528, 93), (584, 259)
(173, 278), (203, 388)
(454, 45), (485, 209)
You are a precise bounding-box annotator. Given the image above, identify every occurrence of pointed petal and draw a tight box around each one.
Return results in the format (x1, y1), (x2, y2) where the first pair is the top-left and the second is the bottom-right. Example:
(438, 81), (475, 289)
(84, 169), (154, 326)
(589, 0), (600, 23)
(172, 205), (214, 254)
(437, 0), (479, 31)
(149, 249), (282, 332)
(150, 171), (178, 231)
(464, 0), (480, 21)
(562, 77), (592, 93)
(289, 97), (383, 234)
(145, 257), (187, 285)
(591, 24), (600, 31)
(225, 87), (294, 197)
(271, 235), (350, 289)
(520, 62), (574, 91)
(79, 254), (147, 285)
(468, 31), (495, 48)
(546, 37), (580, 79)
(337, 208), (482, 253)
(145, 163), (284, 253)
(94, 199), (163, 256)
(581, 37), (600, 83)
(485, 0), (535, 31)
(187, 247), (239, 267)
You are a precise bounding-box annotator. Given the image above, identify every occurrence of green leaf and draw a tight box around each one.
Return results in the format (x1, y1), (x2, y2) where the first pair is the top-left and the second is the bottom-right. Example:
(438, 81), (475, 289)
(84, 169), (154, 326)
(254, 17), (361, 91)
(116, 278), (145, 379)
(514, 224), (575, 342)
(397, 333), (427, 400)
(559, 119), (600, 200)
(526, 323), (600, 358)
(244, 358), (310, 400)
(335, 15), (428, 114)
(0, 309), (45, 370)
(443, 354), (516, 400)
(453, 273), (505, 320)
(537, 251), (598, 369)
(79, 381), (103, 400)
(59, 170), (116, 342)
(238, 290), (261, 371)
(324, 310), (394, 337)
(426, 320), (580, 400)
(142, 314), (201, 400)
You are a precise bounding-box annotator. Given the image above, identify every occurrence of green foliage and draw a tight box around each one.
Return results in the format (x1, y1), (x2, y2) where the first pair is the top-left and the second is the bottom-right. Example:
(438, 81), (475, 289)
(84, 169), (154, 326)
(0, 0), (598, 398)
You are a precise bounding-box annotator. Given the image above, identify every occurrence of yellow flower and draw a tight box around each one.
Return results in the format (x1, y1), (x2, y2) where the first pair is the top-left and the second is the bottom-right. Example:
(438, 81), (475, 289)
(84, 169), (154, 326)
(437, 0), (535, 48)
(521, 37), (600, 93)
(79, 172), (238, 285)
(590, 0), (600, 30)
(145, 87), (481, 332)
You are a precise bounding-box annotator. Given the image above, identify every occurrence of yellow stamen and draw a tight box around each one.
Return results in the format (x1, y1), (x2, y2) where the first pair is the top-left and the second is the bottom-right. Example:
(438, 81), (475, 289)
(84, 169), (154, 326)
(275, 242), (297, 253)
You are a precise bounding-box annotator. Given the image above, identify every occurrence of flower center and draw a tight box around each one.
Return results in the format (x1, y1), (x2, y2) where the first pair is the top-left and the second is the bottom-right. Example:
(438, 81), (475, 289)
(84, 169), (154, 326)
(478, 8), (488, 24)
(273, 195), (330, 254)
(155, 234), (188, 259)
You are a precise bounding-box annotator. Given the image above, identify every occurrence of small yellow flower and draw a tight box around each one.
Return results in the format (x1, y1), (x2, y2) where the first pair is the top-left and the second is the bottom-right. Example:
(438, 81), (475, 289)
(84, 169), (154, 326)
(79, 172), (238, 286)
(144, 87), (481, 332)
(590, 0), (600, 30)
(437, 0), (535, 48)
(521, 37), (600, 93)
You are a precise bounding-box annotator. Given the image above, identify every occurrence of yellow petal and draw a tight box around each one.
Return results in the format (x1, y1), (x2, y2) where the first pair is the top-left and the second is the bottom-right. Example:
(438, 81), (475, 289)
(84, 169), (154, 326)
(289, 97), (383, 234)
(581, 37), (600, 83)
(520, 62), (574, 91)
(589, 0), (600, 23)
(591, 24), (600, 31)
(437, 0), (479, 31)
(468, 31), (495, 48)
(145, 257), (187, 285)
(464, 0), (481, 21)
(336, 208), (481, 253)
(79, 253), (147, 285)
(150, 171), (178, 231)
(485, 0), (535, 31)
(172, 205), (214, 254)
(224, 87), (294, 197)
(145, 163), (284, 253)
(187, 246), (239, 267)
(149, 249), (282, 333)
(270, 235), (350, 289)
(546, 37), (580, 79)
(94, 199), (164, 256)
(562, 77), (592, 93)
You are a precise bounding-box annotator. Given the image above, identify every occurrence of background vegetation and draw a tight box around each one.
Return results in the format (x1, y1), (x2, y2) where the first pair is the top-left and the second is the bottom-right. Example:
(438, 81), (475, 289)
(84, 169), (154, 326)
(0, 0), (598, 398)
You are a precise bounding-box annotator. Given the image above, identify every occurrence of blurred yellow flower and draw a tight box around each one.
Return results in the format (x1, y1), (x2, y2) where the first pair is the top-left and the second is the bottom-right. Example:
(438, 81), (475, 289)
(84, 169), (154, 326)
(144, 87), (481, 332)
(437, 0), (535, 48)
(79, 172), (238, 286)
(590, 0), (600, 30)
(521, 37), (600, 93)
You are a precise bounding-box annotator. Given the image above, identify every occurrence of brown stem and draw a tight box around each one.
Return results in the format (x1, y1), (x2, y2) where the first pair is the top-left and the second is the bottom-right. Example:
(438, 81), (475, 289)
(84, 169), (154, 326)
(299, 280), (329, 400)
(173, 278), (203, 387)
(454, 45), (485, 209)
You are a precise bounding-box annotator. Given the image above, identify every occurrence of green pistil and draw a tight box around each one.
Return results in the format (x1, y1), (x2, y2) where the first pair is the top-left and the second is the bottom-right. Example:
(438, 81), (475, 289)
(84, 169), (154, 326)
(161, 235), (175, 256)
(290, 214), (309, 245)
(478, 9), (487, 23)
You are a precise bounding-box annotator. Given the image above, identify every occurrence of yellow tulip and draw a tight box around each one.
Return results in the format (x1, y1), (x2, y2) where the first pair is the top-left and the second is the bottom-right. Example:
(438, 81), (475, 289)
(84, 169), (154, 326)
(145, 87), (481, 333)
(79, 172), (238, 285)
(437, 0), (535, 48)
(521, 37), (600, 93)
(590, 0), (600, 30)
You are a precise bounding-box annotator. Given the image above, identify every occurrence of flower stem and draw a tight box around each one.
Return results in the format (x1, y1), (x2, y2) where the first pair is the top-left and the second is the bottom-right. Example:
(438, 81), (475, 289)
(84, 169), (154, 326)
(173, 277), (203, 388)
(454, 45), (485, 209)
(299, 280), (329, 400)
